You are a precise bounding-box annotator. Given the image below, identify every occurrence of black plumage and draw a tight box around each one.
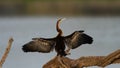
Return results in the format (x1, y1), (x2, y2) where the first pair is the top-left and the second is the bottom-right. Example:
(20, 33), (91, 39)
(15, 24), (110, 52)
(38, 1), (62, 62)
(22, 18), (93, 56)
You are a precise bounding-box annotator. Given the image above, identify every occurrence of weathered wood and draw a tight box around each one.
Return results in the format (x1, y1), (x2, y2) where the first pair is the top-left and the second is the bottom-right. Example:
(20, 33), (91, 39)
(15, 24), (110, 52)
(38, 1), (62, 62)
(0, 37), (14, 68)
(98, 49), (120, 67)
(43, 49), (120, 68)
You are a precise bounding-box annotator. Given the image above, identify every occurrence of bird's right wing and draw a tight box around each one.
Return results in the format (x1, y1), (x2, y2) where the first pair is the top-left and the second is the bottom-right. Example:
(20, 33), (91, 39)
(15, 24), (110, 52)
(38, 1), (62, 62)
(63, 31), (93, 49)
(22, 38), (56, 53)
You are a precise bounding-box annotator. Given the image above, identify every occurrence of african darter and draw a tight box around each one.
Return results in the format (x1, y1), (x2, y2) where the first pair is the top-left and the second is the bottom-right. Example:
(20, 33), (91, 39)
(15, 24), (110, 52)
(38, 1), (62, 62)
(22, 18), (93, 57)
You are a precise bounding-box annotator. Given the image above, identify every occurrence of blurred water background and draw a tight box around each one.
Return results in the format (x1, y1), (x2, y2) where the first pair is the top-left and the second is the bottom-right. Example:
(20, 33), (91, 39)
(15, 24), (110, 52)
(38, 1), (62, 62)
(0, 0), (120, 68)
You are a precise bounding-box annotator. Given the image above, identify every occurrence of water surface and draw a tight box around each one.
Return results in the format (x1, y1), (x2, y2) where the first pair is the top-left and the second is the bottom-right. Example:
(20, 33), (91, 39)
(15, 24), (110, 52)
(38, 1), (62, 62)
(0, 16), (120, 68)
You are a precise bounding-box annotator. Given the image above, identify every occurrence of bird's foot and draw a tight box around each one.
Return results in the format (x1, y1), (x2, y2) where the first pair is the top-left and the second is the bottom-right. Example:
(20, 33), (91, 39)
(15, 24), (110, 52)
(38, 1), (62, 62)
(65, 51), (71, 55)
(65, 48), (71, 55)
(66, 52), (71, 55)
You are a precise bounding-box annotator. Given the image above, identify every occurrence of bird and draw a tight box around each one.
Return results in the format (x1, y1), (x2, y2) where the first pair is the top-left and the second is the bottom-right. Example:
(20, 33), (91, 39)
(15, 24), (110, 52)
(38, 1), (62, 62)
(22, 18), (93, 57)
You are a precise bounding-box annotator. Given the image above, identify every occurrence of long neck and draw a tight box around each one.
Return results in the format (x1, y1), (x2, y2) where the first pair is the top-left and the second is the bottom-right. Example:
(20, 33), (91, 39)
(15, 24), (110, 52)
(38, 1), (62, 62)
(56, 19), (63, 36)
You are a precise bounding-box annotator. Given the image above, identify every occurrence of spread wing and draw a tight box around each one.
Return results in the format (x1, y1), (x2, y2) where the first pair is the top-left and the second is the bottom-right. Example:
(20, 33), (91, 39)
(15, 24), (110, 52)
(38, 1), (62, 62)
(22, 38), (56, 53)
(63, 31), (93, 49)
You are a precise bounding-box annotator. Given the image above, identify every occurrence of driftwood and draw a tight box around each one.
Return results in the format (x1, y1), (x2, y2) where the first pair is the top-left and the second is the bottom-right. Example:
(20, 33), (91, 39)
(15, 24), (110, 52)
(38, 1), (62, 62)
(0, 37), (13, 68)
(43, 49), (120, 68)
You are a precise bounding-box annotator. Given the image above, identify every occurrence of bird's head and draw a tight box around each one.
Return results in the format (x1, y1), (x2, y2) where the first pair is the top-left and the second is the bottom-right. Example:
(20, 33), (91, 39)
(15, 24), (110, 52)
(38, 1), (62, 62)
(56, 18), (66, 36)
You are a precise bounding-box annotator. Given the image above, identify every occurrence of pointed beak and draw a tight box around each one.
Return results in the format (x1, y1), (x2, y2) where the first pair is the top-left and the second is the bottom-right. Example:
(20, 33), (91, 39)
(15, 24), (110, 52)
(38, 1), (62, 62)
(60, 18), (66, 22)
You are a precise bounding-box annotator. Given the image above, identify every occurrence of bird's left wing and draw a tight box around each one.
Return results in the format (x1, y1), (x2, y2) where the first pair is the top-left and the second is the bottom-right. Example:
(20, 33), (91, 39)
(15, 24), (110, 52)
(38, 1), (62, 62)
(63, 31), (93, 49)
(22, 38), (56, 53)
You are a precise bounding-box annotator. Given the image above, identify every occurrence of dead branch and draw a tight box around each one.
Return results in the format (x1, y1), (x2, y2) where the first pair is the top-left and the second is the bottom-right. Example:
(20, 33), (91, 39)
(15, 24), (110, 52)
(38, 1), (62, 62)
(43, 49), (120, 68)
(0, 37), (14, 68)
(98, 49), (120, 67)
(43, 56), (73, 68)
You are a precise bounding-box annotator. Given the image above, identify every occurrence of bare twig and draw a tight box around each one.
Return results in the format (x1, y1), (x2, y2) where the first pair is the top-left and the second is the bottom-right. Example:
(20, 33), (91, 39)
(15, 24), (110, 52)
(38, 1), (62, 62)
(0, 37), (14, 68)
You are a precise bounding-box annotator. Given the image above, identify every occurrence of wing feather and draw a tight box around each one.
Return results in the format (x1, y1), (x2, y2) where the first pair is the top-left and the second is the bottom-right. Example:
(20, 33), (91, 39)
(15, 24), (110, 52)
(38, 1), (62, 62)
(22, 38), (56, 53)
(64, 31), (93, 49)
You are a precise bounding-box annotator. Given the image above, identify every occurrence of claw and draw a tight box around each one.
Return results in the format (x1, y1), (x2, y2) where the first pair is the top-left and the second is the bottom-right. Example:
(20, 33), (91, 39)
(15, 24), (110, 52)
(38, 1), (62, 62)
(65, 48), (71, 55)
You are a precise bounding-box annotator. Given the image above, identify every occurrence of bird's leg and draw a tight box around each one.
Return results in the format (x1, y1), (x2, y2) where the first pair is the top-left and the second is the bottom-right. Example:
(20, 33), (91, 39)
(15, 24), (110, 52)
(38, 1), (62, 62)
(65, 48), (71, 55)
